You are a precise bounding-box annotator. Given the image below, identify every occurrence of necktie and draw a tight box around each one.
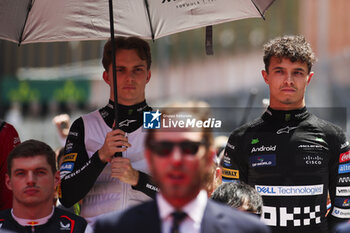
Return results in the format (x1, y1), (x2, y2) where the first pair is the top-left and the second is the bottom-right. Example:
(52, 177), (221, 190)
(170, 211), (187, 233)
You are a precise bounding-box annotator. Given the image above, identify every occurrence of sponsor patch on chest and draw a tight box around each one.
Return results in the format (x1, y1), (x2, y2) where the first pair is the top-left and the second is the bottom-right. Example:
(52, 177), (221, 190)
(251, 145), (276, 153)
(249, 154), (276, 168)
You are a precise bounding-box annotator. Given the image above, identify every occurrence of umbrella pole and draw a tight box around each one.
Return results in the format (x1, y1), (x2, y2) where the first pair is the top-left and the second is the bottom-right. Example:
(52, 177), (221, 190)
(144, 0), (155, 41)
(109, 0), (122, 157)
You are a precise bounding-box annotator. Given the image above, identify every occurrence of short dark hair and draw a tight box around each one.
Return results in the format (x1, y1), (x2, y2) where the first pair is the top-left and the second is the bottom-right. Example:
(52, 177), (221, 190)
(211, 182), (263, 215)
(263, 35), (316, 74)
(7, 139), (57, 176)
(102, 36), (152, 71)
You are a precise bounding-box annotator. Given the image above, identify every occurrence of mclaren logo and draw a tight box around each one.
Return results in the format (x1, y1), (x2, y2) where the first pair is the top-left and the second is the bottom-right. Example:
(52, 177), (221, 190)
(276, 126), (298, 134)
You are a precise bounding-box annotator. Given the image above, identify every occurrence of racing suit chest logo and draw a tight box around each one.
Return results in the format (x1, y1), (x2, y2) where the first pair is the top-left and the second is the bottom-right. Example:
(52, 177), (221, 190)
(251, 145), (276, 153)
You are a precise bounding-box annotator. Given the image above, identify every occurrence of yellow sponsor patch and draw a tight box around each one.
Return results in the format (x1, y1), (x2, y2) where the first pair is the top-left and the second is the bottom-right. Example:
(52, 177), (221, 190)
(62, 153), (77, 162)
(222, 168), (239, 179)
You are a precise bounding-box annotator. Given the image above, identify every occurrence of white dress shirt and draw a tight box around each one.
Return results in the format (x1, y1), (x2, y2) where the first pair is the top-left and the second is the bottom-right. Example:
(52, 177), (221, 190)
(157, 190), (208, 233)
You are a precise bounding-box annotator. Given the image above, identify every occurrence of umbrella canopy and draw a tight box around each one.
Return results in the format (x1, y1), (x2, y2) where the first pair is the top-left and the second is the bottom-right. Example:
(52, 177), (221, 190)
(0, 0), (275, 157)
(0, 0), (275, 44)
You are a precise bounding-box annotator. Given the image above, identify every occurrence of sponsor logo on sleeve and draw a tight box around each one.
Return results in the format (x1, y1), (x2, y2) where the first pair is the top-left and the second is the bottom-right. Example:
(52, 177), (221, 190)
(339, 151), (350, 163)
(336, 186), (350, 196)
(221, 168), (239, 179)
(65, 141), (73, 153)
(341, 141), (350, 150)
(339, 163), (350, 174)
(226, 142), (235, 150)
(59, 163), (74, 178)
(223, 155), (231, 166)
(332, 207), (350, 218)
(250, 154), (276, 167)
(60, 162), (74, 172)
(338, 175), (350, 184)
(255, 184), (323, 196)
(68, 131), (78, 137)
(63, 160), (91, 180)
(62, 153), (77, 163)
(146, 184), (160, 192)
(334, 197), (350, 208)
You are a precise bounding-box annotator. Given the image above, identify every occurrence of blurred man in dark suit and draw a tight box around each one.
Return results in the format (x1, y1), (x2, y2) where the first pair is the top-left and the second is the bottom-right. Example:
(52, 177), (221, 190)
(95, 102), (270, 233)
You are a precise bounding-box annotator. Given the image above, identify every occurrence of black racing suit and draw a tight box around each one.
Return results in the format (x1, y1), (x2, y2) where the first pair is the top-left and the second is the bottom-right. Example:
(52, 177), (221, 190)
(0, 208), (87, 233)
(59, 100), (158, 224)
(222, 107), (350, 233)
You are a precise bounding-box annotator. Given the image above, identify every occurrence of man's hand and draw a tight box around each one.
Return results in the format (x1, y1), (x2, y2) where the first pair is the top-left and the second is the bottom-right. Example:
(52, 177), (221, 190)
(52, 114), (70, 139)
(110, 157), (139, 186)
(98, 129), (131, 163)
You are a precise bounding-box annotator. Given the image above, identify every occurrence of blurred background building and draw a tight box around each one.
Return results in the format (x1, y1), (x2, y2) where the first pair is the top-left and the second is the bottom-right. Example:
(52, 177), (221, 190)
(1, 0), (349, 149)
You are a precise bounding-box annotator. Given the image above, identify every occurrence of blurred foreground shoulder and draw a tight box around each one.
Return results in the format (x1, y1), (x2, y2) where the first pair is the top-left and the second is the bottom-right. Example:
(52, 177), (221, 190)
(334, 222), (350, 233)
(205, 199), (270, 233)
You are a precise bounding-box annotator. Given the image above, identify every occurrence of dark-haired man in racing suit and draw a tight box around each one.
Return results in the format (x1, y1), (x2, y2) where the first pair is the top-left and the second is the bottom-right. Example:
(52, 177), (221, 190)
(0, 208), (89, 233)
(59, 37), (158, 226)
(2, 139), (90, 233)
(222, 35), (350, 233)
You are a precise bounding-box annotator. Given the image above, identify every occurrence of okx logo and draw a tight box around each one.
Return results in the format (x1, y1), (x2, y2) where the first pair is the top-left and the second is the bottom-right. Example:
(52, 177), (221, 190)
(143, 110), (161, 129)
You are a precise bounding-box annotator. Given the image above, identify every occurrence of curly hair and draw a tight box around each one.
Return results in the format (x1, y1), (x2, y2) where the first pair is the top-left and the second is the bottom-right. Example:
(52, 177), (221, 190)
(263, 35), (316, 74)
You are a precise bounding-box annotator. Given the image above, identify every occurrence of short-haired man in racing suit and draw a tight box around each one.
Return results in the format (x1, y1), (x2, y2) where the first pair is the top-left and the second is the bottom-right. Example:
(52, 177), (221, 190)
(1, 139), (89, 233)
(59, 37), (158, 226)
(222, 35), (350, 233)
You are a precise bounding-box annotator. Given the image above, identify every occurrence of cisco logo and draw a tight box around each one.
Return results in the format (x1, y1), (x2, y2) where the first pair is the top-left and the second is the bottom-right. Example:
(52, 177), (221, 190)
(303, 155), (323, 165)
